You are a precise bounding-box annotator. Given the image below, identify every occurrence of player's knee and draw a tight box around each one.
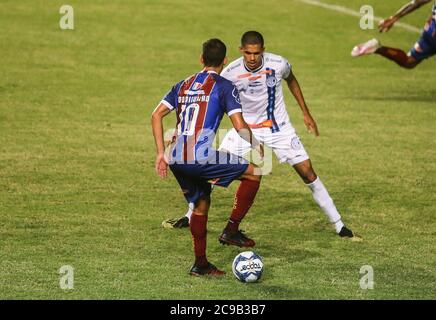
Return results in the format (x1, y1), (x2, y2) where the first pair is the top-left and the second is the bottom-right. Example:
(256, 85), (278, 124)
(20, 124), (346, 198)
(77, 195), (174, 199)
(294, 162), (317, 184)
(253, 174), (262, 182)
(302, 173), (317, 184)
(299, 168), (317, 184)
(402, 61), (417, 69)
(244, 173), (262, 182)
(240, 163), (262, 181)
(249, 165), (262, 182)
(403, 57), (419, 69)
(194, 196), (211, 215)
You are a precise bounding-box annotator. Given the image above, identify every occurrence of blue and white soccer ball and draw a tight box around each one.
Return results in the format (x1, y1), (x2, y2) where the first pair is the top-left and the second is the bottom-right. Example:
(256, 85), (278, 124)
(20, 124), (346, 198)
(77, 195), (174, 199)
(232, 251), (264, 283)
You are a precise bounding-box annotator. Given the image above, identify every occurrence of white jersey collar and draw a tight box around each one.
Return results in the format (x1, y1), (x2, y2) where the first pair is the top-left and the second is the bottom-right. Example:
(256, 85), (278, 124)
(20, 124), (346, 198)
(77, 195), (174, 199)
(243, 55), (264, 73)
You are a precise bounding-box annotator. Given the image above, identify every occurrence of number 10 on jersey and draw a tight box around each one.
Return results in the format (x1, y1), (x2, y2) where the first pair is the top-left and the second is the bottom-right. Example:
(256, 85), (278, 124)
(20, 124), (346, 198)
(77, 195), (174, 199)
(178, 103), (200, 136)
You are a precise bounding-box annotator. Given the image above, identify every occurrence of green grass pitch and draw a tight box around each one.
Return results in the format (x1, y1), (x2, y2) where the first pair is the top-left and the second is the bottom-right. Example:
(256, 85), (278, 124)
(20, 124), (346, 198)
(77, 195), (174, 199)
(0, 0), (435, 299)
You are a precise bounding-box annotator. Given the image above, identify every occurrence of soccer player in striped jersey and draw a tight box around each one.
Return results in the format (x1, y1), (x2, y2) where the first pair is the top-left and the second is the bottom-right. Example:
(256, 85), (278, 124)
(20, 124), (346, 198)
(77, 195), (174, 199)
(164, 31), (356, 239)
(152, 39), (263, 276)
(352, 0), (436, 68)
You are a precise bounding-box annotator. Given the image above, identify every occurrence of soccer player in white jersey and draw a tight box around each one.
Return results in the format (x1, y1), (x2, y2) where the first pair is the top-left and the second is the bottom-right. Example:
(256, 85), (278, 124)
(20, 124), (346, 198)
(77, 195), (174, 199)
(352, 0), (436, 68)
(163, 31), (355, 239)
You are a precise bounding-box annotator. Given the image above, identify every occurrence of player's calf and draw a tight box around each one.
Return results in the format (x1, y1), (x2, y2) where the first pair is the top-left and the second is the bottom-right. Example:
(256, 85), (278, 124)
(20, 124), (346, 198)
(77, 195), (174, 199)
(375, 46), (420, 69)
(218, 163), (261, 247)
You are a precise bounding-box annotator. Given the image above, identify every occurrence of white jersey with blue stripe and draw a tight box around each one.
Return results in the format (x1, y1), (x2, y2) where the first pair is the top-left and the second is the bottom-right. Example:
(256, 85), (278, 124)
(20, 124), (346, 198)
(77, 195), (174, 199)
(221, 52), (292, 133)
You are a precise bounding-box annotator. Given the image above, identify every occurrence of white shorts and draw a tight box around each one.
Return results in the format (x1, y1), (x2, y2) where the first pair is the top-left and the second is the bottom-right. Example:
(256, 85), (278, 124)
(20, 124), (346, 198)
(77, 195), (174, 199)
(218, 123), (309, 166)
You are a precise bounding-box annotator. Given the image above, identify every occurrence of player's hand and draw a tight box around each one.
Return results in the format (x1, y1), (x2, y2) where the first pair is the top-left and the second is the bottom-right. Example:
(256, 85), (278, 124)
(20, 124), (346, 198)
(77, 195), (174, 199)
(378, 16), (397, 33)
(304, 113), (319, 136)
(155, 153), (168, 178)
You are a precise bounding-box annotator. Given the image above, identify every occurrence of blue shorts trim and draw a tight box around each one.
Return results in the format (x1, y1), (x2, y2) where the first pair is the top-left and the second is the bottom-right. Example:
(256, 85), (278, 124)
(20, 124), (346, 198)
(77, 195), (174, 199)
(169, 151), (249, 204)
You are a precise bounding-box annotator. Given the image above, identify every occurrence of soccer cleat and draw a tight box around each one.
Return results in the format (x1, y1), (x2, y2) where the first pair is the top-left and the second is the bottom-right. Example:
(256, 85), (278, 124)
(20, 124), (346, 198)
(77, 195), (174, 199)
(161, 216), (189, 229)
(189, 262), (226, 277)
(351, 38), (381, 57)
(218, 229), (256, 247)
(338, 226), (354, 238)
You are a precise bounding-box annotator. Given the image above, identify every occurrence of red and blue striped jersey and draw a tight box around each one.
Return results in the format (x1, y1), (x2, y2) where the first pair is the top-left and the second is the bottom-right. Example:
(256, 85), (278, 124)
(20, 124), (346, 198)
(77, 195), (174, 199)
(160, 70), (242, 163)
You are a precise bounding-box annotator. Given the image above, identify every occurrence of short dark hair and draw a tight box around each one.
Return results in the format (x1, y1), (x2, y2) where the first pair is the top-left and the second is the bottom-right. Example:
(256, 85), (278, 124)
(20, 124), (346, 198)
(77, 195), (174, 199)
(241, 31), (264, 47)
(202, 38), (226, 67)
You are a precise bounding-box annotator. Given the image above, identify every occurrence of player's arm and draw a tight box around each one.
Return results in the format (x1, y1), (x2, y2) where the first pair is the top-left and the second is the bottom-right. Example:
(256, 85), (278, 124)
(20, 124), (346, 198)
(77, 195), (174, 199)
(151, 103), (172, 178)
(284, 71), (319, 137)
(379, 0), (432, 33)
(229, 112), (264, 158)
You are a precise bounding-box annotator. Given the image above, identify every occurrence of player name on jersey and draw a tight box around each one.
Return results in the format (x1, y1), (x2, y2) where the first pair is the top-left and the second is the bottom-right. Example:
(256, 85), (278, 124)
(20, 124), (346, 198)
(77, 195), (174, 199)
(178, 95), (210, 104)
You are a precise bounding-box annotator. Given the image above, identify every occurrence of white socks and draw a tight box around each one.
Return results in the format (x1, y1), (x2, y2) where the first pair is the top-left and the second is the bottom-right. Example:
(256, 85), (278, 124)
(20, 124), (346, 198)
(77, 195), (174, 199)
(306, 177), (344, 233)
(185, 202), (194, 222)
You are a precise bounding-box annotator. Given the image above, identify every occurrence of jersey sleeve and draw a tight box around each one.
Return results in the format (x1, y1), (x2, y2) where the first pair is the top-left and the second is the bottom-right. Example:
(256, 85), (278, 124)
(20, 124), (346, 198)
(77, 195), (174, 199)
(160, 81), (182, 111)
(281, 57), (292, 79)
(221, 66), (237, 83)
(220, 81), (242, 116)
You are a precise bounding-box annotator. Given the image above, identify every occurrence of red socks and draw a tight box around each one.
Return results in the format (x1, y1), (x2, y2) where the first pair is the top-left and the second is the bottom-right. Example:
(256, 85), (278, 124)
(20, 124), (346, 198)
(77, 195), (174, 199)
(190, 213), (208, 267)
(226, 179), (260, 234)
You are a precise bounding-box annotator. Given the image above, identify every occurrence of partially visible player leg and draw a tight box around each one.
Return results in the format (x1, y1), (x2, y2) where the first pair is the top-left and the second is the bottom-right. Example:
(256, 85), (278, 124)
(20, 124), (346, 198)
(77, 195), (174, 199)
(219, 163), (262, 247)
(194, 148), (261, 248)
(215, 132), (262, 247)
(351, 37), (418, 68)
(375, 46), (419, 69)
(162, 128), (251, 229)
(271, 128), (354, 237)
(352, 33), (434, 69)
(189, 196), (210, 269)
(169, 164), (225, 276)
(396, 32), (436, 68)
(161, 202), (193, 229)
(292, 159), (353, 237)
(218, 129), (258, 245)
(184, 202), (194, 222)
(189, 197), (225, 276)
